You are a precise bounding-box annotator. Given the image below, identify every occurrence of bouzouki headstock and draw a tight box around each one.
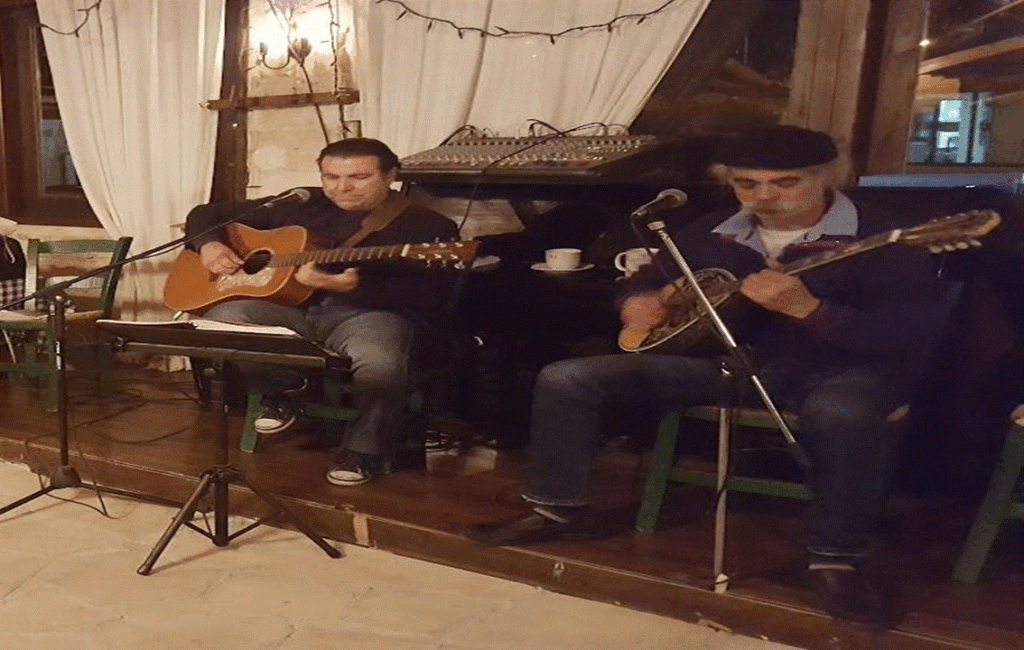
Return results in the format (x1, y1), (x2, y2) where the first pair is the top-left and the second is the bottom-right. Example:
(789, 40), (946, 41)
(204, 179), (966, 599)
(898, 210), (1001, 253)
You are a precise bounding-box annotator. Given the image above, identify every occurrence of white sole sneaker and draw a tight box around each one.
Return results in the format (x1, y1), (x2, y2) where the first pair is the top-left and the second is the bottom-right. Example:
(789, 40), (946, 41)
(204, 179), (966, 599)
(253, 413), (297, 435)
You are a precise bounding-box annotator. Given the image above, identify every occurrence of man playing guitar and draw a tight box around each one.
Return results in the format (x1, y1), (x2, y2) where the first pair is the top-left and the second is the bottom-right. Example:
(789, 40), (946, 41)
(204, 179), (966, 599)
(184, 138), (459, 486)
(465, 126), (947, 628)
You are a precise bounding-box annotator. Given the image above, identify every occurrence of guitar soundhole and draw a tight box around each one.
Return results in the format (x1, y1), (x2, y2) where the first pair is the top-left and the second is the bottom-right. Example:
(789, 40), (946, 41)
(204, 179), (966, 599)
(243, 250), (272, 274)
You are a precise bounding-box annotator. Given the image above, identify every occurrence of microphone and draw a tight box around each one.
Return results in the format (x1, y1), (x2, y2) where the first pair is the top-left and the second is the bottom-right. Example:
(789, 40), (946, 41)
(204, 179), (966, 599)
(258, 187), (311, 209)
(631, 189), (687, 219)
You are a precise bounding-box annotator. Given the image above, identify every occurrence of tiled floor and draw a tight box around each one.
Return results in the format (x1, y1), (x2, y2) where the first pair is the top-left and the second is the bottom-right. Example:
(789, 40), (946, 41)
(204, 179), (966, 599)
(0, 461), (800, 650)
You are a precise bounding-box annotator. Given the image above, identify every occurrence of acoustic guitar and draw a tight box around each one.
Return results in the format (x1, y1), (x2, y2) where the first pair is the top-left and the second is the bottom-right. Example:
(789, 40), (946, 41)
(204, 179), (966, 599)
(618, 210), (1001, 354)
(164, 223), (479, 312)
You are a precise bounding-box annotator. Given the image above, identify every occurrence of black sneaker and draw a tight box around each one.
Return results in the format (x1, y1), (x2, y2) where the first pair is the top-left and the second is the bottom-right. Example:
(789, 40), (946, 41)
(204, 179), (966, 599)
(253, 400), (297, 435)
(326, 450), (379, 486)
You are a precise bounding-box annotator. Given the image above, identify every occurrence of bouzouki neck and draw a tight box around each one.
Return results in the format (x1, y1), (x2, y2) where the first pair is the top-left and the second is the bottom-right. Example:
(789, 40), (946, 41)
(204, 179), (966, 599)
(773, 230), (901, 277)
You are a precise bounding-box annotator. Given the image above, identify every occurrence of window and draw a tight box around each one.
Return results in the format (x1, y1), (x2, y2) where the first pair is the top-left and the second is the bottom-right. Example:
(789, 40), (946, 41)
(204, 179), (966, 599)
(908, 93), (992, 165)
(0, 4), (98, 227)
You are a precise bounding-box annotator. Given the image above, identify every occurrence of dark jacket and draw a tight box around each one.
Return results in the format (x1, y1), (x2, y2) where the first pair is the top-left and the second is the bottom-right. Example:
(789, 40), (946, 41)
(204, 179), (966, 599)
(620, 197), (944, 386)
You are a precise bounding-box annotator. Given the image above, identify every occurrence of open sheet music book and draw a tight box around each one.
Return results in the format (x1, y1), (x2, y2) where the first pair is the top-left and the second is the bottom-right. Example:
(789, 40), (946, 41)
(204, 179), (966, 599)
(94, 318), (300, 337)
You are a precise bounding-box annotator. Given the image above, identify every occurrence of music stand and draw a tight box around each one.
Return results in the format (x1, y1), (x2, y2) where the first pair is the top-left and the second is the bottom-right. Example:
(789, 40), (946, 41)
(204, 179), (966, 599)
(97, 320), (344, 574)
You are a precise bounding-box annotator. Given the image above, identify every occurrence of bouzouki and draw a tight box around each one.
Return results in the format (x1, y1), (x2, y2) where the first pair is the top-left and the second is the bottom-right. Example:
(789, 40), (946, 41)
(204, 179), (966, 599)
(164, 223), (479, 312)
(618, 210), (1002, 354)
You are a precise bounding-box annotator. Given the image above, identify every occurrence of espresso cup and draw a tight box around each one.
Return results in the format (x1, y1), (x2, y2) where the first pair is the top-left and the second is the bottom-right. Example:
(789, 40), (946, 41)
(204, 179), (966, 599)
(614, 247), (657, 276)
(545, 248), (582, 271)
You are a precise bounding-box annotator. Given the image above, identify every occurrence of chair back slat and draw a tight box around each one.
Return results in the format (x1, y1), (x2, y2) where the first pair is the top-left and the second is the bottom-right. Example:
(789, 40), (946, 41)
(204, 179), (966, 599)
(26, 237), (133, 316)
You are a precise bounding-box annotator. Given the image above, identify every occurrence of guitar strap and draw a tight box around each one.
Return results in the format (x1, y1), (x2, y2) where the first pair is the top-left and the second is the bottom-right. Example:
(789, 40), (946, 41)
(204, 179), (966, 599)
(338, 190), (412, 249)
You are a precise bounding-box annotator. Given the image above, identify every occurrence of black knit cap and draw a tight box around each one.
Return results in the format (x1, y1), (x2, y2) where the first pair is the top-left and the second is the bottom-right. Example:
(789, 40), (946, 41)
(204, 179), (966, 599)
(714, 125), (838, 170)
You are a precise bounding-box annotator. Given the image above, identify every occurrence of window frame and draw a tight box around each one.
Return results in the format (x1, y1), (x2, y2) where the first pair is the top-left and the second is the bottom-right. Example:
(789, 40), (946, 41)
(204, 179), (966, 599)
(0, 3), (100, 227)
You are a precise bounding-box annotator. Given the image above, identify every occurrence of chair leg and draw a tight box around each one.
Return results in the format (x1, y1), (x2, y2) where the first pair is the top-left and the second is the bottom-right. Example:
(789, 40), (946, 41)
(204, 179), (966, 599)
(952, 420), (1024, 583)
(239, 391), (263, 453)
(95, 342), (113, 397)
(636, 411), (681, 534)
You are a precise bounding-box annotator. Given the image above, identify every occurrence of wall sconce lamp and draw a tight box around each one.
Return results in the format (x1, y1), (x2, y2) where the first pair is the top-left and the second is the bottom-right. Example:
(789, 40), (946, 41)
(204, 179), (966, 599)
(257, 34), (312, 69)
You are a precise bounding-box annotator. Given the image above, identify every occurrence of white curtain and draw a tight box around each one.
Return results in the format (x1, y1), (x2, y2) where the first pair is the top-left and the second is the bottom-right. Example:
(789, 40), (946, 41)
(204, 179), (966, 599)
(353, 0), (710, 157)
(37, 0), (225, 323)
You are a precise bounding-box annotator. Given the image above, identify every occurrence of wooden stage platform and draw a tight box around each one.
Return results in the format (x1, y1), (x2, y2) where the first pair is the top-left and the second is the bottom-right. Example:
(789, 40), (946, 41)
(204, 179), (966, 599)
(0, 364), (1022, 650)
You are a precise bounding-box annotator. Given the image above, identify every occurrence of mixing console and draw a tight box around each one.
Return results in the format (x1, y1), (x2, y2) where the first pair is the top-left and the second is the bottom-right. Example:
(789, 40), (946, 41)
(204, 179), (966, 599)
(398, 135), (663, 182)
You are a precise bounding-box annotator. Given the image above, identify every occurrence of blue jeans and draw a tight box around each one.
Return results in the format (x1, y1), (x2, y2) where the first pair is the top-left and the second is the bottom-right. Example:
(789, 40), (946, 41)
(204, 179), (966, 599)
(204, 300), (415, 458)
(523, 353), (904, 557)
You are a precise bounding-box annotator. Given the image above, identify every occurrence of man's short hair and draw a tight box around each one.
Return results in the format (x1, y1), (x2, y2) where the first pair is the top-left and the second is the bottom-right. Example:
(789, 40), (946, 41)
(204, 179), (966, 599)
(713, 126), (838, 170)
(317, 138), (401, 172)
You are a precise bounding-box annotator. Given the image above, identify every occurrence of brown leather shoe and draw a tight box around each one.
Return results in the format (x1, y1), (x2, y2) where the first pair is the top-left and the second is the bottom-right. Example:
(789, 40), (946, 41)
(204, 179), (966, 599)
(463, 509), (606, 547)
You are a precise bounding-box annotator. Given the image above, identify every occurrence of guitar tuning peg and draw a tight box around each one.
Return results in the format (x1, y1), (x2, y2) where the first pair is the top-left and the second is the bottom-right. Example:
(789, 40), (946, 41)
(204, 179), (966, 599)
(928, 245), (942, 254)
(955, 241), (970, 250)
(969, 239), (982, 247)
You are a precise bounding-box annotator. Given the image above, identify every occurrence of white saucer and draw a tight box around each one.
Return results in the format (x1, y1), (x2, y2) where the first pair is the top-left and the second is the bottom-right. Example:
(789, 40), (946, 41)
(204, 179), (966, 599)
(531, 262), (595, 273)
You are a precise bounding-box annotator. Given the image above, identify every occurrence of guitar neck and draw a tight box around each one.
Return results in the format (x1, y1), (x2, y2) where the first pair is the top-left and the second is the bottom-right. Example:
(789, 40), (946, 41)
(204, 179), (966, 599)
(269, 244), (408, 268)
(775, 229), (901, 277)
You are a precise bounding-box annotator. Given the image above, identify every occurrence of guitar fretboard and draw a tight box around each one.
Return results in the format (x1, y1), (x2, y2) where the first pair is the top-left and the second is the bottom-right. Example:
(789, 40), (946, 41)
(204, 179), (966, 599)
(269, 244), (409, 268)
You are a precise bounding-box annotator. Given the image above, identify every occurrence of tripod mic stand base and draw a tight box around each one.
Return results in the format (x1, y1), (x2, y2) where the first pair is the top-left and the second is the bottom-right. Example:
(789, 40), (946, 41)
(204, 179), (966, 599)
(0, 465), (83, 516)
(47, 465), (82, 489)
(137, 463), (343, 576)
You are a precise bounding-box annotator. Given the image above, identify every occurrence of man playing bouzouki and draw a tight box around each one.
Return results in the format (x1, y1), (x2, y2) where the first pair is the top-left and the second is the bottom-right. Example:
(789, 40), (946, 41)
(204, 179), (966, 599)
(184, 138), (459, 487)
(465, 127), (947, 627)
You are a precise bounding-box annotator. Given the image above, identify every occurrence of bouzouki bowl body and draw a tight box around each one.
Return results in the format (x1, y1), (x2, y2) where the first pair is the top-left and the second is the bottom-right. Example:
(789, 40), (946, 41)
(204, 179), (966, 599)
(618, 268), (737, 354)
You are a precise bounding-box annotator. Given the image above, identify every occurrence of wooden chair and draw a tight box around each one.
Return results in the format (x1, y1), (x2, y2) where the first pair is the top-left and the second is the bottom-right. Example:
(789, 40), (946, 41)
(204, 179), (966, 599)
(635, 404), (908, 533)
(636, 406), (809, 534)
(238, 267), (471, 466)
(239, 366), (359, 454)
(238, 365), (428, 475)
(952, 404), (1024, 583)
(0, 237), (132, 411)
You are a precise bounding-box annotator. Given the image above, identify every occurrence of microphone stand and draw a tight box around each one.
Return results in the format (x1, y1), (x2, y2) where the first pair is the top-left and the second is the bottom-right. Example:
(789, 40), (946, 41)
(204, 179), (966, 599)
(0, 195), (299, 517)
(641, 213), (811, 593)
(0, 294), (76, 514)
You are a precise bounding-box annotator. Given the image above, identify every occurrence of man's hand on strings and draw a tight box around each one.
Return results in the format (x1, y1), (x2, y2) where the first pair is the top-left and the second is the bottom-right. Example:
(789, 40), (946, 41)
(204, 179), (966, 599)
(621, 292), (667, 330)
(740, 269), (821, 319)
(199, 241), (243, 275)
(295, 263), (360, 293)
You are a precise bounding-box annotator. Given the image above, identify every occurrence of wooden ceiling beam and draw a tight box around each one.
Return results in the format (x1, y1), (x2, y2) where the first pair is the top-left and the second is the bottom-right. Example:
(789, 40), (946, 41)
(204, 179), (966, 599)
(863, 0), (929, 176)
(919, 35), (1024, 74)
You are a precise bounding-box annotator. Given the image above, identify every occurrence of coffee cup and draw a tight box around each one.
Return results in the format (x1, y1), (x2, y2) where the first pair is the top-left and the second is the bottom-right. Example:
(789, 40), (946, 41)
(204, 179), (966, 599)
(614, 247), (657, 276)
(544, 248), (582, 271)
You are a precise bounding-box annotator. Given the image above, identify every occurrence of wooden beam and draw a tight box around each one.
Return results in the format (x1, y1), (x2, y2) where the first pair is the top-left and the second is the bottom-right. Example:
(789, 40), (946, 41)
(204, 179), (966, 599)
(630, 0), (767, 135)
(210, 0), (249, 204)
(203, 89), (359, 112)
(785, 0), (873, 181)
(916, 73), (960, 96)
(933, 0), (1024, 41)
(919, 35), (1024, 74)
(958, 72), (1024, 95)
(864, 0), (930, 175)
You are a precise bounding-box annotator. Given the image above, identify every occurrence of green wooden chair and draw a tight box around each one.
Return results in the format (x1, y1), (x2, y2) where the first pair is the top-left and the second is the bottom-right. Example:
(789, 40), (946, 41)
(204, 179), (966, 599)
(636, 404), (908, 533)
(0, 236), (133, 411)
(635, 406), (811, 534)
(237, 267), (470, 461)
(952, 404), (1024, 583)
(239, 367), (360, 454)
